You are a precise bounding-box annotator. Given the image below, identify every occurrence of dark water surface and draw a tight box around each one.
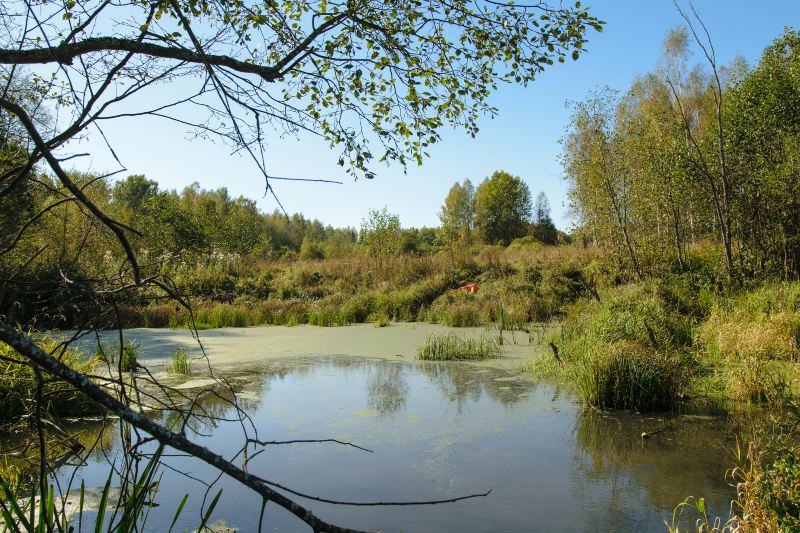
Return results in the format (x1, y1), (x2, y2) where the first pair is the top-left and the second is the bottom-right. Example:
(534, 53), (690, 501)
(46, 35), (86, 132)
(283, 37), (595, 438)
(65, 357), (739, 532)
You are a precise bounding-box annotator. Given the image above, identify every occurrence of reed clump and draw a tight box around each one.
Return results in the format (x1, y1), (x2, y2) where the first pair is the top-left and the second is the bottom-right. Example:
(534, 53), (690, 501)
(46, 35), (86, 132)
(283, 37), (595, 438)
(168, 347), (192, 374)
(574, 341), (689, 411)
(417, 333), (501, 361)
(96, 339), (139, 373)
(541, 284), (693, 411)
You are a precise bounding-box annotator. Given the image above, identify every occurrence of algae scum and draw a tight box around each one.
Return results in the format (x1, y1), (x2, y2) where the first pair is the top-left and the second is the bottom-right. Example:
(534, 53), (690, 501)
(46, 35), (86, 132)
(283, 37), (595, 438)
(54, 341), (742, 532)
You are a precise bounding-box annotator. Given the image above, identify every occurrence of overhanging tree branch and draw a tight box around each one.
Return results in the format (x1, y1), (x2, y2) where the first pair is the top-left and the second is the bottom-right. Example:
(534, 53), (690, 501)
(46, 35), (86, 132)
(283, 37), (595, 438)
(0, 38), (281, 82)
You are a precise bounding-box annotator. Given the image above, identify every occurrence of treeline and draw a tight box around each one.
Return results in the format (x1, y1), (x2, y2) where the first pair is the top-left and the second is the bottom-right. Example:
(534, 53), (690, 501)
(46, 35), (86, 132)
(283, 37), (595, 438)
(3, 168), (560, 272)
(564, 27), (800, 283)
(110, 175), (359, 258)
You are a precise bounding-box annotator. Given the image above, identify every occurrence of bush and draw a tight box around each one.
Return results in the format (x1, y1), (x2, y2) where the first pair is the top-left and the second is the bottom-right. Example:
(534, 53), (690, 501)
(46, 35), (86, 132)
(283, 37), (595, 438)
(752, 447), (800, 531)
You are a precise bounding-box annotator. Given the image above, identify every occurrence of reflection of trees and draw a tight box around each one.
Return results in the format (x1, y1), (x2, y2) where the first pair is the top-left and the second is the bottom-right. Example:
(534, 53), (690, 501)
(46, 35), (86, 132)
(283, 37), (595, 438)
(0, 418), (116, 487)
(367, 361), (409, 416)
(572, 408), (738, 521)
(418, 363), (528, 412)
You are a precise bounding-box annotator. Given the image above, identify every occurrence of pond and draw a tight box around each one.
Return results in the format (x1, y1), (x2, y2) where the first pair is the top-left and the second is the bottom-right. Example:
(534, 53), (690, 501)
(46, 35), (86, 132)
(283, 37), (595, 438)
(57, 337), (741, 532)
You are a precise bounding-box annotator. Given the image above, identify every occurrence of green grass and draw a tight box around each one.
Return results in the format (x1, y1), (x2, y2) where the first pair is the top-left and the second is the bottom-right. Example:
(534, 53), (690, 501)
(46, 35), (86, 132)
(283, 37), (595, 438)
(529, 284), (694, 411)
(417, 333), (501, 361)
(168, 347), (192, 374)
(96, 339), (139, 372)
(0, 339), (103, 426)
(0, 445), (219, 533)
(698, 282), (800, 361)
(574, 341), (690, 411)
(119, 246), (598, 331)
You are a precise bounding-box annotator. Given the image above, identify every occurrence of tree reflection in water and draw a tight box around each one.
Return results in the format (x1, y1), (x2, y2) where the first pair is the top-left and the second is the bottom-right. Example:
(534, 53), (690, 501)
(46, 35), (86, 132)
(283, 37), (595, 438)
(572, 408), (738, 527)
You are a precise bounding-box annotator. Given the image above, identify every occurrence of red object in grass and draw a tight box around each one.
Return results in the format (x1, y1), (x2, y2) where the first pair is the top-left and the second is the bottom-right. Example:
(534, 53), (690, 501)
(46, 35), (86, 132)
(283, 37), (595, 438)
(457, 283), (479, 295)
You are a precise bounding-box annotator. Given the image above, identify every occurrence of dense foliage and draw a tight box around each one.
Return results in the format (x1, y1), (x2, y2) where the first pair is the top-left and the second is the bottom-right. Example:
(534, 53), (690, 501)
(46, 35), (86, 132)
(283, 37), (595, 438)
(564, 28), (800, 282)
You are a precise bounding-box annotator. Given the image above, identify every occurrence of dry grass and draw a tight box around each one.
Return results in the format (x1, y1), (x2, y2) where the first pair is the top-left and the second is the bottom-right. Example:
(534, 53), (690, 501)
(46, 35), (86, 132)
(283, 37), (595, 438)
(698, 283), (800, 361)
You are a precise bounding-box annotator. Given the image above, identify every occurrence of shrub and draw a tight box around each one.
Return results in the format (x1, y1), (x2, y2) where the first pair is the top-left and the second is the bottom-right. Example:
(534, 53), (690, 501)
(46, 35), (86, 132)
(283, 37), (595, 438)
(752, 446), (800, 531)
(417, 333), (501, 361)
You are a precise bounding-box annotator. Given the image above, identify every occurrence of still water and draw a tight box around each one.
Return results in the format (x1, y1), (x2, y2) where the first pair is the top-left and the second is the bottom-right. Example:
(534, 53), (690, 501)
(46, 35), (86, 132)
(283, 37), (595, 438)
(67, 357), (738, 532)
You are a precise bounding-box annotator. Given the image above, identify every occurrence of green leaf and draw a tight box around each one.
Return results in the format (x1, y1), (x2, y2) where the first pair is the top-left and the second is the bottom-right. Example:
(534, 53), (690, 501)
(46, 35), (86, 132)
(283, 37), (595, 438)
(0, 478), (31, 531)
(78, 480), (85, 533)
(168, 494), (189, 532)
(93, 468), (114, 533)
(198, 490), (223, 530)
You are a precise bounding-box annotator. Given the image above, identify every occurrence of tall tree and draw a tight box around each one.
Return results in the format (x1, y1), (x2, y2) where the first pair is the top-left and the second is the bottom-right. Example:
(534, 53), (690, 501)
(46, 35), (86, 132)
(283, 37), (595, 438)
(439, 179), (475, 253)
(563, 89), (644, 279)
(532, 192), (558, 245)
(474, 171), (532, 246)
(360, 207), (402, 261)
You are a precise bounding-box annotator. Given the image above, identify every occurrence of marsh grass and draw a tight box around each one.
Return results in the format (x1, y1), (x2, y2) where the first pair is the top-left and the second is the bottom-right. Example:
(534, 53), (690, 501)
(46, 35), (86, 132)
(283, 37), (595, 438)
(699, 283), (800, 361)
(417, 333), (501, 361)
(168, 347), (192, 374)
(574, 341), (689, 411)
(96, 339), (139, 373)
(669, 437), (800, 533)
(536, 284), (694, 411)
(0, 339), (103, 426)
(0, 445), (219, 533)
(725, 356), (789, 403)
(121, 246), (598, 330)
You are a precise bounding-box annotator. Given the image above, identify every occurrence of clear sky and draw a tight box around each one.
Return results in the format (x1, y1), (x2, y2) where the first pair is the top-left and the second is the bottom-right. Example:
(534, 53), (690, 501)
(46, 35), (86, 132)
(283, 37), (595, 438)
(71, 1), (800, 230)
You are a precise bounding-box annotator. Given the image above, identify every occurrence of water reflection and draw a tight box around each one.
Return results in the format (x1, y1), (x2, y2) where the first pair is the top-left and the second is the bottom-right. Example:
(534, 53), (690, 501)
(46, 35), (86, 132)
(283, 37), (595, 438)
(367, 361), (409, 416)
(3, 356), (751, 532)
(417, 362), (527, 412)
(573, 408), (737, 524)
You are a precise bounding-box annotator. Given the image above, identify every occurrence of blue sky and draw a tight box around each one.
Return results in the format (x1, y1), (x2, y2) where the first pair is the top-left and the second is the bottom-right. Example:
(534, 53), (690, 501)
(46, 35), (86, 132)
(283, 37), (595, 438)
(73, 1), (800, 230)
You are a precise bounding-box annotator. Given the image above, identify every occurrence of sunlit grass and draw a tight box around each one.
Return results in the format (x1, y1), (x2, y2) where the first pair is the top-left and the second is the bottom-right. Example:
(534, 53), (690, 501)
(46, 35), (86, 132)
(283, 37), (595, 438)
(168, 347), (192, 374)
(417, 333), (501, 361)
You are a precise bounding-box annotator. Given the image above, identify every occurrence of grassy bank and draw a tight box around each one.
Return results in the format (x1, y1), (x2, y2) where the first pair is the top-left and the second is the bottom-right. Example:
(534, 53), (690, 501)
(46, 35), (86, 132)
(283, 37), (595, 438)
(525, 280), (800, 411)
(119, 245), (601, 330)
